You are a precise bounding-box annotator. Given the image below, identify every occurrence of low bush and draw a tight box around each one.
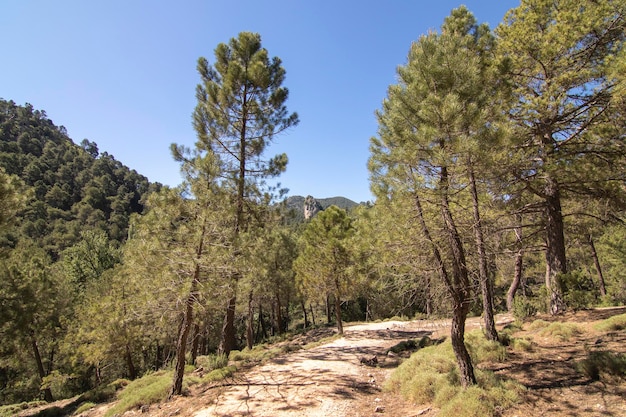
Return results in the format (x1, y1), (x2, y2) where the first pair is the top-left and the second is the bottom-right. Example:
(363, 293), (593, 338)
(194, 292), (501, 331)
(385, 337), (524, 417)
(104, 371), (172, 417)
(196, 354), (229, 371)
(465, 330), (507, 363)
(594, 313), (626, 332)
(538, 322), (581, 341)
(576, 350), (626, 382)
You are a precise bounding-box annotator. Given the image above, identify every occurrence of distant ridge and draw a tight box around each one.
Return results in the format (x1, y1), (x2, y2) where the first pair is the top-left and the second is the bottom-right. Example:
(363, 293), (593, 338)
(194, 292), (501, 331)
(283, 195), (359, 222)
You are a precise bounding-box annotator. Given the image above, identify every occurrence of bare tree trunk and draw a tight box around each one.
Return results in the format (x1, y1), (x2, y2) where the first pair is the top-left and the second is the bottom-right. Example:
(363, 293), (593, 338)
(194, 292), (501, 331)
(468, 162), (498, 341)
(325, 294), (332, 324)
(310, 304), (316, 326)
(507, 218), (524, 312)
(301, 300), (309, 329)
(169, 289), (195, 398)
(275, 293), (284, 334)
(218, 295), (237, 355)
(125, 344), (136, 380)
(246, 291), (254, 350)
(413, 187), (476, 386)
(191, 324), (200, 365)
(334, 277), (344, 335)
(544, 177), (566, 314)
(31, 336), (53, 402)
(587, 234), (607, 297)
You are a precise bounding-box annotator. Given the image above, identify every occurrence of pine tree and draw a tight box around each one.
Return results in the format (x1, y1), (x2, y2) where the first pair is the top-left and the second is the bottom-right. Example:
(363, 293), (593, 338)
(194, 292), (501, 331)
(193, 32), (299, 354)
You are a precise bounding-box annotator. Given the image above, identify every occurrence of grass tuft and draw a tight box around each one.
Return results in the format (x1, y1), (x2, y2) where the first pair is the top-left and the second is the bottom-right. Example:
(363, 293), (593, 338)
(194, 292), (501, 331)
(104, 371), (172, 417)
(538, 322), (581, 341)
(576, 350), (626, 382)
(465, 330), (507, 363)
(385, 337), (524, 417)
(594, 313), (626, 332)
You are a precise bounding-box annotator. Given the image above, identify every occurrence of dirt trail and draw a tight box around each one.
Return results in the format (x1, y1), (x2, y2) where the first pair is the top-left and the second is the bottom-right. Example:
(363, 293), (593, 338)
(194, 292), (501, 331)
(180, 317), (505, 417)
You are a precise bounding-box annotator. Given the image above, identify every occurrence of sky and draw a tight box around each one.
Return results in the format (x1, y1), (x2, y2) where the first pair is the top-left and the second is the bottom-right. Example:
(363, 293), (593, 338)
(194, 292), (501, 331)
(1, 1), (519, 204)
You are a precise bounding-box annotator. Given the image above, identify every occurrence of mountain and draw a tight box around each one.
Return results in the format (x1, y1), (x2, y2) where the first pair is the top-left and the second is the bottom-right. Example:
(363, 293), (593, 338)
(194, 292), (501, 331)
(283, 195), (359, 222)
(0, 99), (160, 255)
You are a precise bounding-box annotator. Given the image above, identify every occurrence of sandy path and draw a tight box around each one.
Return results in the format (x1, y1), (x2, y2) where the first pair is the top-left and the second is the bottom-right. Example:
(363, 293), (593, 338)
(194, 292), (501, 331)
(192, 320), (443, 417)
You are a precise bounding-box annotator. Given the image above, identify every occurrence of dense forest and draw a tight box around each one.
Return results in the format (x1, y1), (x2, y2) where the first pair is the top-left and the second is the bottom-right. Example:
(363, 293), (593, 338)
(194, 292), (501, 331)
(1, 0), (625, 407)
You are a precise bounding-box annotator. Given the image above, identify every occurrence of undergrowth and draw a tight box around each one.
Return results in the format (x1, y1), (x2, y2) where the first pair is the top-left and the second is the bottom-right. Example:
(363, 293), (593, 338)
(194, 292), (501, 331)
(576, 350), (626, 382)
(385, 334), (524, 417)
(528, 319), (580, 341)
(594, 313), (626, 332)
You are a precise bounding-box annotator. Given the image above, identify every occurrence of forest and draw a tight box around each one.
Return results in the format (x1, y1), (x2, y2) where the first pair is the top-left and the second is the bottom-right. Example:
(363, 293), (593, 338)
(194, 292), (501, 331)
(1, 0), (625, 411)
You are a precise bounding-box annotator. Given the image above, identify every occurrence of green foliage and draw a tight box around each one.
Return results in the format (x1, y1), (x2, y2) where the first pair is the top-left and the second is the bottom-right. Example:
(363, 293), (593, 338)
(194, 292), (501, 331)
(511, 297), (538, 321)
(558, 270), (597, 310)
(465, 330), (508, 363)
(0, 99), (158, 256)
(595, 313), (626, 332)
(533, 321), (581, 341)
(576, 351), (626, 382)
(104, 371), (172, 417)
(195, 354), (228, 371)
(385, 339), (523, 416)
(0, 401), (46, 417)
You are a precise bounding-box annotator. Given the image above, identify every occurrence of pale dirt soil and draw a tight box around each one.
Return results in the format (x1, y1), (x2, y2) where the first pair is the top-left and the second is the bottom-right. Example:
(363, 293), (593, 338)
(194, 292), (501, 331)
(22, 307), (626, 417)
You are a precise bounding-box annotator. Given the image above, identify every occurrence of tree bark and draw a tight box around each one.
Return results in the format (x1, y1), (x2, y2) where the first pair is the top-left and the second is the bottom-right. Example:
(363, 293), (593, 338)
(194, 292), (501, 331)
(169, 289), (195, 398)
(125, 344), (136, 380)
(334, 277), (344, 335)
(301, 300), (309, 329)
(507, 218), (524, 312)
(544, 176), (567, 314)
(191, 323), (201, 365)
(31, 336), (53, 402)
(275, 293), (284, 334)
(439, 166), (477, 387)
(413, 187), (476, 386)
(246, 291), (254, 350)
(468, 162), (498, 341)
(218, 295), (237, 355)
(587, 234), (607, 297)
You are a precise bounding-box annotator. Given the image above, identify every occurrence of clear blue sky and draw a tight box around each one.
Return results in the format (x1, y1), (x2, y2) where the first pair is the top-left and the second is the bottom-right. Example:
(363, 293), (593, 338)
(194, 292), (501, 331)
(1, 1), (518, 203)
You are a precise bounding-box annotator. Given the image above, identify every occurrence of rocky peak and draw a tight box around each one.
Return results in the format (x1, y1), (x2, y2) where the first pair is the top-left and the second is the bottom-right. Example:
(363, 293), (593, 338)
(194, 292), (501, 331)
(304, 195), (323, 220)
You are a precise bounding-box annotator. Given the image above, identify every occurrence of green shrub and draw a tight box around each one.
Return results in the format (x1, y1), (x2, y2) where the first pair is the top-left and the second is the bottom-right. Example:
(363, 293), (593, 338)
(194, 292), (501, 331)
(465, 330), (507, 363)
(104, 371), (172, 417)
(539, 322), (581, 341)
(576, 350), (626, 381)
(385, 338), (523, 417)
(558, 270), (597, 310)
(512, 297), (537, 321)
(595, 313), (626, 332)
(73, 401), (96, 415)
(196, 354), (228, 371)
(510, 337), (533, 352)
(527, 319), (550, 331)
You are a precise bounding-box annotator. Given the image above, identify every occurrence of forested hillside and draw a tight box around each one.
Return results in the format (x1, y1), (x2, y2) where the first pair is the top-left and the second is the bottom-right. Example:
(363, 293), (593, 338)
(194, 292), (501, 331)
(1, 1), (625, 414)
(0, 99), (160, 403)
(0, 99), (160, 252)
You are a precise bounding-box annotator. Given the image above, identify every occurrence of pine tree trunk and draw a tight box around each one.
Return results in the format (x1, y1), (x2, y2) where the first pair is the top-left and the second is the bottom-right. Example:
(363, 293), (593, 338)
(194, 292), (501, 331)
(440, 166), (477, 386)
(325, 294), (332, 324)
(588, 234), (607, 297)
(169, 290), (194, 398)
(31, 336), (53, 402)
(451, 300), (476, 387)
(125, 344), (136, 380)
(246, 291), (254, 350)
(468, 162), (498, 341)
(191, 324), (200, 365)
(275, 293), (284, 334)
(414, 188), (476, 386)
(301, 300), (309, 329)
(218, 295), (237, 355)
(507, 220), (524, 312)
(334, 277), (344, 335)
(544, 177), (566, 314)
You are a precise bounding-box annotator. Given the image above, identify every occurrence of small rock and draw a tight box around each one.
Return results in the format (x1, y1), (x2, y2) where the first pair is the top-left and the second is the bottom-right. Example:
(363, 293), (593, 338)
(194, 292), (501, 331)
(375, 405), (385, 413)
(141, 405), (150, 413)
(374, 397), (382, 402)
